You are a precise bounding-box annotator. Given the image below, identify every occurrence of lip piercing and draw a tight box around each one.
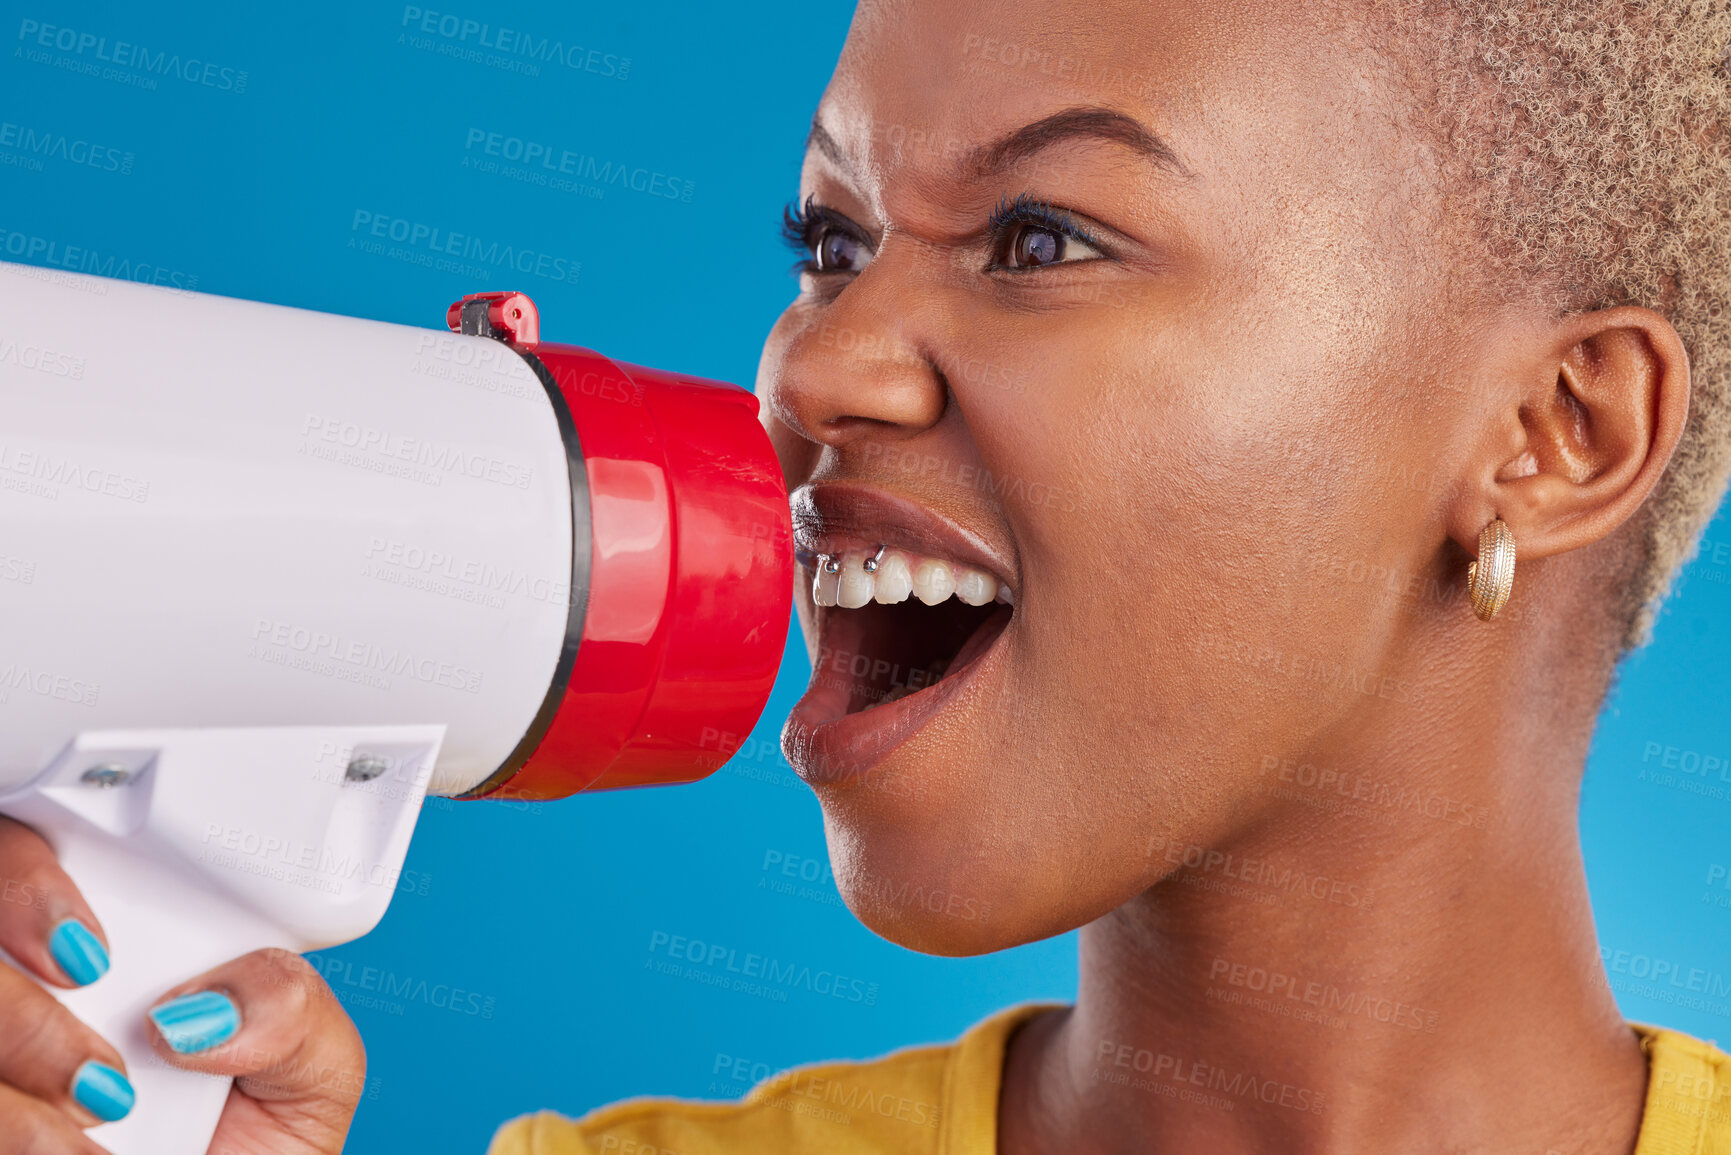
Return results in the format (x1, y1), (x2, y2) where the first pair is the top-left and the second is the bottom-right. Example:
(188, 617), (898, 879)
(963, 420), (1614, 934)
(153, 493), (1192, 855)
(821, 555), (840, 574)
(862, 545), (887, 573)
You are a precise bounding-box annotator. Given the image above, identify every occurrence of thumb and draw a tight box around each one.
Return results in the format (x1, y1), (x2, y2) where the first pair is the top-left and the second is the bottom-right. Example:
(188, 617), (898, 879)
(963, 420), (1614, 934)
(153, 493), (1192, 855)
(147, 947), (365, 1153)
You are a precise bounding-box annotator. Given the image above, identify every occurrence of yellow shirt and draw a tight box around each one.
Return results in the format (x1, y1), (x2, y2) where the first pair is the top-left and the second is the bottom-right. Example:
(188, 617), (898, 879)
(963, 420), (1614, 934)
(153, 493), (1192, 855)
(487, 1005), (1731, 1154)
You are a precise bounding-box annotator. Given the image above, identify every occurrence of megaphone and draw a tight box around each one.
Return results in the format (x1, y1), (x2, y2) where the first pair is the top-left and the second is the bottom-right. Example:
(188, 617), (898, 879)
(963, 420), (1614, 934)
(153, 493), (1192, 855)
(0, 261), (793, 1153)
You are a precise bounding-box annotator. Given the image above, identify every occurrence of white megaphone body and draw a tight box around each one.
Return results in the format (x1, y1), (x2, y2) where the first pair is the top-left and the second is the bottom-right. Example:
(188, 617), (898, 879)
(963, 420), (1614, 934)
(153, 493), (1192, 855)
(0, 261), (793, 1153)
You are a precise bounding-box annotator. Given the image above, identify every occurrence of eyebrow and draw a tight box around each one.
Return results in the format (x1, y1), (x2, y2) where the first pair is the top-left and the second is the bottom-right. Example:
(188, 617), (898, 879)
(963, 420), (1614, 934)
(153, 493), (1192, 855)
(807, 119), (853, 173)
(971, 107), (1188, 178)
(804, 106), (1188, 180)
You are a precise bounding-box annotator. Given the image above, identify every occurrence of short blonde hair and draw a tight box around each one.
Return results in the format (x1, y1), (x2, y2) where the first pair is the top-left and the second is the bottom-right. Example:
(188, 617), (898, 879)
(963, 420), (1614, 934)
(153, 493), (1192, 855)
(1390, 0), (1731, 649)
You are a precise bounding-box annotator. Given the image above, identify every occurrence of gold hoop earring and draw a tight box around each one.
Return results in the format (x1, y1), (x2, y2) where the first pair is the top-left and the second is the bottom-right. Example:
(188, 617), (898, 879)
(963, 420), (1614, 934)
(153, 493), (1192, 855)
(1465, 519), (1515, 621)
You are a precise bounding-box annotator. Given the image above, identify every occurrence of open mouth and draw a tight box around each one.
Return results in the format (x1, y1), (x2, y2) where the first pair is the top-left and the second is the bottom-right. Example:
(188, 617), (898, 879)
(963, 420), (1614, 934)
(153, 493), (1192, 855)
(784, 482), (1019, 784)
(799, 544), (1013, 718)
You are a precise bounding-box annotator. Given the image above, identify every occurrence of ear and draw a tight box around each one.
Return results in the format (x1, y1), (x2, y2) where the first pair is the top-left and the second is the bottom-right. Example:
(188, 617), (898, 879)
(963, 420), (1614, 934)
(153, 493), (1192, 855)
(1454, 307), (1691, 562)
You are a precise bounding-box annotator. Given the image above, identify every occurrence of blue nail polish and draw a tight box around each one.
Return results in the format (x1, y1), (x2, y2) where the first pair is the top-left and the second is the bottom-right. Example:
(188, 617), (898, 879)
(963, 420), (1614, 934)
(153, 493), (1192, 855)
(49, 919), (109, 986)
(71, 1060), (135, 1123)
(149, 990), (240, 1054)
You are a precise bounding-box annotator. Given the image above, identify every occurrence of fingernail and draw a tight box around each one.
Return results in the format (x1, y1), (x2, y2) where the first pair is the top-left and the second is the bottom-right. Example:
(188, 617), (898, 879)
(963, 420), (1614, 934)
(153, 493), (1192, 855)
(149, 990), (240, 1054)
(71, 1060), (135, 1123)
(49, 918), (109, 986)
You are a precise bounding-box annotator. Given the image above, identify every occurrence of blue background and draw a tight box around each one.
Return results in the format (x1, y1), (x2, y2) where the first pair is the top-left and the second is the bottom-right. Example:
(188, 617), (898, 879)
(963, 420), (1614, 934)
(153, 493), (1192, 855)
(2, 2), (1727, 1150)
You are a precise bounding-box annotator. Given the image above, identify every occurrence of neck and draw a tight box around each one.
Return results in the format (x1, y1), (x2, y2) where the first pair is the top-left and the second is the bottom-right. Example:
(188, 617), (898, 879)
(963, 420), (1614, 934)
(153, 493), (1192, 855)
(1002, 586), (1648, 1155)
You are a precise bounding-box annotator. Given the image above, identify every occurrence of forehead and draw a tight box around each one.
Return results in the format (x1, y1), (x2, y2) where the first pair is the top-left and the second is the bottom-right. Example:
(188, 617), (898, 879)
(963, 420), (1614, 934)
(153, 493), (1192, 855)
(812, 0), (1447, 374)
(815, 0), (1411, 209)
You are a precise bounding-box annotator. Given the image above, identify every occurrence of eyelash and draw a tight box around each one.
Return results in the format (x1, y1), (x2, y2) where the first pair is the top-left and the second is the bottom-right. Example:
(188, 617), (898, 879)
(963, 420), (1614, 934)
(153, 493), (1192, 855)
(781, 195), (865, 275)
(780, 192), (1104, 275)
(985, 192), (1102, 261)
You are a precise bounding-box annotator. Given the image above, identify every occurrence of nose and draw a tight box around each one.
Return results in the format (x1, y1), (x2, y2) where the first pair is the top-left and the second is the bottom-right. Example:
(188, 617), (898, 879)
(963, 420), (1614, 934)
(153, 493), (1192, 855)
(760, 248), (951, 456)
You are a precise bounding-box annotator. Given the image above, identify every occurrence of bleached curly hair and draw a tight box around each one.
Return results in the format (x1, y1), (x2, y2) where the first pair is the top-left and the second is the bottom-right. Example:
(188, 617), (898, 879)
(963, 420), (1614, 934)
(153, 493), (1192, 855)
(1388, 0), (1731, 649)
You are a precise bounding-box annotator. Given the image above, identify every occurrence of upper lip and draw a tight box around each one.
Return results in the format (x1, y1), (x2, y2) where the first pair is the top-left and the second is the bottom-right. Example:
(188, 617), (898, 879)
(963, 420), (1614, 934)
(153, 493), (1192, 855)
(790, 481), (1017, 592)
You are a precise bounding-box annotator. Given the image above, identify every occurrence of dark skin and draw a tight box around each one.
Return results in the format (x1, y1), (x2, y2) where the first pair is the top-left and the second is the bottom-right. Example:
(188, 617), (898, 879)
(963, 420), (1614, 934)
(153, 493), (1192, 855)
(0, 818), (363, 1152)
(0, 1), (1692, 1152)
(761, 1), (1689, 1153)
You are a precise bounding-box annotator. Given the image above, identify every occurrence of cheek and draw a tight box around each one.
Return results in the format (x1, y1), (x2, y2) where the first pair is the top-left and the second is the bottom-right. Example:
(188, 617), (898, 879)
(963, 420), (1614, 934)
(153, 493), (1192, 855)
(766, 415), (819, 494)
(963, 317), (1418, 790)
(755, 309), (822, 486)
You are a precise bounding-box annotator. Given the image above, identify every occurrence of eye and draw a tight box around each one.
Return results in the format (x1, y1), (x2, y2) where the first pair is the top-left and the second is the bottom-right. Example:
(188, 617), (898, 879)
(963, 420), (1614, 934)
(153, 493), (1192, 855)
(1002, 222), (1103, 269)
(814, 225), (871, 273)
(782, 197), (874, 277)
(987, 194), (1107, 271)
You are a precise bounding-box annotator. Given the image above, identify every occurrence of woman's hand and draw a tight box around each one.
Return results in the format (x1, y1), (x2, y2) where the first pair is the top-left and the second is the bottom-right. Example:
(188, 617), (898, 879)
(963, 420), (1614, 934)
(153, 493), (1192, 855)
(0, 815), (366, 1154)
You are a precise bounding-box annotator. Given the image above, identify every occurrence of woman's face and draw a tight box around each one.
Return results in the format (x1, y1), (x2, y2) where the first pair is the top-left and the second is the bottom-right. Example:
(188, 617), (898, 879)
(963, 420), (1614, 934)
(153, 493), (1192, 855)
(758, 0), (1477, 953)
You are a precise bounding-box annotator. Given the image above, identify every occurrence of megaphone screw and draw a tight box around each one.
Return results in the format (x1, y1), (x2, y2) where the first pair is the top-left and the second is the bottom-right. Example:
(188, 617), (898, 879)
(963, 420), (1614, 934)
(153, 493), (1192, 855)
(346, 754), (392, 783)
(80, 764), (131, 788)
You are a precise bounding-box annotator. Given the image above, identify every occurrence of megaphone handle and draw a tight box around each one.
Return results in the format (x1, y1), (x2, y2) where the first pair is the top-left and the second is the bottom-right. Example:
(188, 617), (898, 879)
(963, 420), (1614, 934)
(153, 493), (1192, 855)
(0, 725), (441, 1153)
(14, 816), (296, 1155)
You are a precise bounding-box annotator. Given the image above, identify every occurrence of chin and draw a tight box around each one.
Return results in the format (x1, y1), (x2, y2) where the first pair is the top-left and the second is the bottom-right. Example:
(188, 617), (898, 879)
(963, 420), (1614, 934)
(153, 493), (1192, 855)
(809, 755), (1121, 956)
(823, 810), (1045, 956)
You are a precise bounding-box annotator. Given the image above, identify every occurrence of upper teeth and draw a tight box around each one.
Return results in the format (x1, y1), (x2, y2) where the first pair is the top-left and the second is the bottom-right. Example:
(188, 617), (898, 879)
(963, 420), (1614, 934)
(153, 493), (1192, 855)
(812, 549), (1010, 609)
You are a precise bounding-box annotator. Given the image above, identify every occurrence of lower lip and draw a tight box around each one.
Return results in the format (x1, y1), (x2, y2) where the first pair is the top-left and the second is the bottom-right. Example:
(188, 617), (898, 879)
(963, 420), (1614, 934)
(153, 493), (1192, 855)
(784, 604), (1012, 787)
